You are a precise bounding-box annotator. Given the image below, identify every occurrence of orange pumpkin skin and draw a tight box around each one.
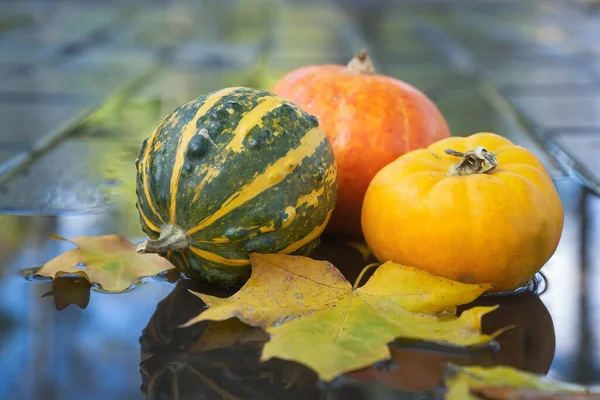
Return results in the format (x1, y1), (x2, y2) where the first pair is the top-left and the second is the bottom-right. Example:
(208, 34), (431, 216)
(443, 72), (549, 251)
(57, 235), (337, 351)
(271, 52), (450, 234)
(361, 133), (564, 292)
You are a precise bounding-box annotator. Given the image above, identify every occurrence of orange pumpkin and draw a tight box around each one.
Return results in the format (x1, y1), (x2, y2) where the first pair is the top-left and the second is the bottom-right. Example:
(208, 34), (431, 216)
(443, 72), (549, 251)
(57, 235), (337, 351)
(271, 50), (450, 234)
(361, 133), (564, 292)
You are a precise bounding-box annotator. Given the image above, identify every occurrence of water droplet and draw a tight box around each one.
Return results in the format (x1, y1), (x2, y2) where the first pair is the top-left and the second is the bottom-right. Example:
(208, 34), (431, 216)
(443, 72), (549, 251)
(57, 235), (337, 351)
(269, 171), (283, 182)
(182, 161), (194, 174)
(285, 160), (296, 172)
(224, 227), (250, 241)
(20, 266), (50, 282)
(187, 130), (211, 159)
(248, 138), (260, 149)
(224, 100), (244, 113)
(150, 269), (181, 284)
(243, 235), (276, 253)
(210, 108), (230, 120)
(247, 129), (272, 150)
(314, 166), (326, 182)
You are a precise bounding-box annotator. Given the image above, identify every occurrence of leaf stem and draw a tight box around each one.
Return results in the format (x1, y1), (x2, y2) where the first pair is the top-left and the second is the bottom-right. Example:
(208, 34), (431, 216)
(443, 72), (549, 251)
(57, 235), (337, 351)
(352, 262), (380, 290)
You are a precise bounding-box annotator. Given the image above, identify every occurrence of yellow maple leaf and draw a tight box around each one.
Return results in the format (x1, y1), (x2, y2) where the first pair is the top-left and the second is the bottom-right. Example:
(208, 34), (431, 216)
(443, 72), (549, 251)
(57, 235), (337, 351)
(183, 253), (501, 381)
(37, 234), (175, 292)
(444, 364), (596, 400)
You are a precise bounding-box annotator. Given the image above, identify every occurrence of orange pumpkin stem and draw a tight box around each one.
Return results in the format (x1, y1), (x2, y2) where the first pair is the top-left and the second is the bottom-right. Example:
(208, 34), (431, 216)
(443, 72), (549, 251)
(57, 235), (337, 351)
(347, 49), (375, 74)
(445, 146), (498, 176)
(137, 224), (189, 254)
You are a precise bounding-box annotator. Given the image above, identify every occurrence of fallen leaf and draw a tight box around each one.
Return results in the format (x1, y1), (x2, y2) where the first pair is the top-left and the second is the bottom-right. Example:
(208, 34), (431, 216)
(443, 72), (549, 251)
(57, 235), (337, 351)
(184, 253), (500, 381)
(444, 364), (599, 400)
(41, 271), (92, 310)
(38, 234), (175, 292)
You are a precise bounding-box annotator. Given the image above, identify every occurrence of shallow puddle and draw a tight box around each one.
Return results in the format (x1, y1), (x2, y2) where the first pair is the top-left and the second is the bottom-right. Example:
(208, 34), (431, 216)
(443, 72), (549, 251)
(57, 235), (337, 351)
(0, 177), (598, 399)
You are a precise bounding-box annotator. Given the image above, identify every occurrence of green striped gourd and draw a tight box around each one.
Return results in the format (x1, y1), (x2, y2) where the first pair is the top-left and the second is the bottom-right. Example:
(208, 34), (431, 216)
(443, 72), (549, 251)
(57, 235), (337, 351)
(135, 87), (337, 287)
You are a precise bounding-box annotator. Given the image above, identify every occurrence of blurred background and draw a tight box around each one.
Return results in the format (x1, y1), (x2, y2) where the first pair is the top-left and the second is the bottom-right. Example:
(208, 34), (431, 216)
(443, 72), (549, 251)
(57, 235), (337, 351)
(0, 0), (599, 399)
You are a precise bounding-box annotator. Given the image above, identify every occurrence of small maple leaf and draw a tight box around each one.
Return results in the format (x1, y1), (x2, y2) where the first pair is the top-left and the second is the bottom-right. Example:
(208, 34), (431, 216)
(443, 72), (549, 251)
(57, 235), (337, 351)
(444, 364), (599, 400)
(183, 253), (502, 381)
(37, 234), (175, 292)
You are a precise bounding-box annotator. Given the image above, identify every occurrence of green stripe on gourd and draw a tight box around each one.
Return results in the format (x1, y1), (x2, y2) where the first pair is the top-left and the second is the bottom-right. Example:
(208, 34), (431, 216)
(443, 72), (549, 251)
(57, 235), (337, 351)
(135, 87), (337, 287)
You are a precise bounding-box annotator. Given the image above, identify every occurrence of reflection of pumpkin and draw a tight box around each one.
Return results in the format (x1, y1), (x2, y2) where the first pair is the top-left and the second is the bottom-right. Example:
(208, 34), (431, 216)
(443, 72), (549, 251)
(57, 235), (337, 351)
(135, 87), (337, 287)
(271, 50), (450, 234)
(469, 290), (556, 374)
(362, 133), (564, 292)
(346, 291), (555, 393)
(140, 279), (320, 400)
(372, 347), (473, 393)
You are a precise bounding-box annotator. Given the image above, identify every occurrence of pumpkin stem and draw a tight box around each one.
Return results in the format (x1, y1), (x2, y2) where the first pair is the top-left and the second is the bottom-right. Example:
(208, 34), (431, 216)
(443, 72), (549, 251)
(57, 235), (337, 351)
(445, 146), (498, 176)
(347, 49), (375, 74)
(137, 224), (189, 254)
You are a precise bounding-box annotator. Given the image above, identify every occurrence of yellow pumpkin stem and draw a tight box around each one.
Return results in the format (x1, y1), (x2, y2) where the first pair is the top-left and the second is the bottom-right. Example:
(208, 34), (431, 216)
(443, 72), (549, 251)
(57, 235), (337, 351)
(137, 224), (189, 254)
(347, 49), (375, 75)
(445, 146), (498, 176)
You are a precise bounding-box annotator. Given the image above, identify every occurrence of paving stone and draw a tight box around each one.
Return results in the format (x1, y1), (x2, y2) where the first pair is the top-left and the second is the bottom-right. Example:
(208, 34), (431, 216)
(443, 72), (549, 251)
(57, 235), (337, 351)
(435, 85), (565, 178)
(120, 6), (216, 48)
(0, 34), (58, 65)
(510, 92), (600, 129)
(483, 63), (597, 86)
(0, 103), (91, 147)
(135, 67), (255, 113)
(268, 51), (347, 70)
(430, 12), (574, 59)
(549, 132), (600, 193)
(0, 136), (133, 213)
(367, 22), (433, 52)
(381, 65), (470, 95)
(0, 150), (17, 166)
(172, 41), (260, 70)
(0, 61), (140, 99)
(559, 13), (600, 54)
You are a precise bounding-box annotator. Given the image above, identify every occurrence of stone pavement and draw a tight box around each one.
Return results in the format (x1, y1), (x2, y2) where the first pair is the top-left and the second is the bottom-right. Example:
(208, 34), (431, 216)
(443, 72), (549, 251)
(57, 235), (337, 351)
(1, 0), (599, 214)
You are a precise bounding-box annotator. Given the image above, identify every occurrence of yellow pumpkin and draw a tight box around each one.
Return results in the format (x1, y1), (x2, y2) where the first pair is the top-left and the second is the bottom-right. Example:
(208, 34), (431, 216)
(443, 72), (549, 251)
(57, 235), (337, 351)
(361, 132), (564, 292)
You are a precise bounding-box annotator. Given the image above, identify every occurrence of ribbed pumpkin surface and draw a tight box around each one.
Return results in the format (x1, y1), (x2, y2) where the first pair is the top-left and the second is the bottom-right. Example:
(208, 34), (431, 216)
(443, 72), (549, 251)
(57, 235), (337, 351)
(135, 87), (337, 286)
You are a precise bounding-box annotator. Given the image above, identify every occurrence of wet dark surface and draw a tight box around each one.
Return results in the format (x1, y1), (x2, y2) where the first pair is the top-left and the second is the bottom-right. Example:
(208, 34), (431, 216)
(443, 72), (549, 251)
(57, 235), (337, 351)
(0, 179), (599, 399)
(1, 0), (600, 399)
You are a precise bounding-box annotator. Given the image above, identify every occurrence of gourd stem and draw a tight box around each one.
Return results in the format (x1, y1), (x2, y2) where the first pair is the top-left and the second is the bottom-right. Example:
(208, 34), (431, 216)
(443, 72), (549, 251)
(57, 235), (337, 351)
(347, 49), (375, 75)
(137, 224), (189, 254)
(445, 146), (498, 176)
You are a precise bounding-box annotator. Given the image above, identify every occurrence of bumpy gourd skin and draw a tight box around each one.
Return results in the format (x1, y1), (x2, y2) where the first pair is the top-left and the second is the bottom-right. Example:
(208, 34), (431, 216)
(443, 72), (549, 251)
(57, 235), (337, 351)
(271, 53), (450, 234)
(135, 87), (337, 287)
(362, 132), (564, 292)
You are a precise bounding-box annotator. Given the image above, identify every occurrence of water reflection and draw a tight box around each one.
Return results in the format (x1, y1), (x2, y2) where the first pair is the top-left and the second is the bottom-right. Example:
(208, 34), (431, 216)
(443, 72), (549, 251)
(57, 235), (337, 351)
(0, 177), (599, 399)
(136, 243), (559, 399)
(342, 290), (555, 395)
(139, 279), (322, 400)
(471, 291), (556, 374)
(41, 272), (92, 310)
